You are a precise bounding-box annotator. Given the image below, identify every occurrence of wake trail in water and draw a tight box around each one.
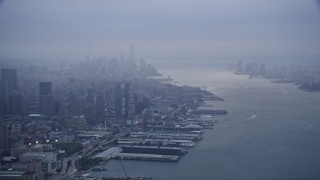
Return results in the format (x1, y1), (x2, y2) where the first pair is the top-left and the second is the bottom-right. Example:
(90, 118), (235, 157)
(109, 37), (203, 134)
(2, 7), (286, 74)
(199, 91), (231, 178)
(223, 114), (257, 128)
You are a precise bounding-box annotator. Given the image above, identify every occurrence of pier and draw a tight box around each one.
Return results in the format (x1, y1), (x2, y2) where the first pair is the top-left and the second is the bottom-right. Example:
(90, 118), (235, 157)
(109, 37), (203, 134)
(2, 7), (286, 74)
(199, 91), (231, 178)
(130, 132), (203, 141)
(93, 146), (183, 162)
(115, 153), (179, 162)
(121, 145), (187, 156)
(117, 138), (196, 147)
(190, 109), (228, 115)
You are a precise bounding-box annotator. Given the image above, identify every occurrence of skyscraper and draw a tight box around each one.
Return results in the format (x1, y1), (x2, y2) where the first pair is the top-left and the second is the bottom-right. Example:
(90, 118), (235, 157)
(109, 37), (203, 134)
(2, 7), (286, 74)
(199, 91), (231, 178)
(0, 122), (8, 152)
(1, 69), (17, 92)
(115, 82), (122, 118)
(39, 82), (53, 116)
(39, 82), (52, 96)
(27, 86), (38, 114)
(1, 69), (18, 115)
(83, 103), (95, 125)
(67, 91), (77, 115)
(104, 89), (112, 105)
(124, 82), (130, 119)
(40, 95), (54, 116)
(86, 88), (94, 104)
(95, 91), (105, 122)
(8, 93), (23, 115)
(54, 100), (60, 115)
(0, 81), (8, 115)
(128, 92), (137, 119)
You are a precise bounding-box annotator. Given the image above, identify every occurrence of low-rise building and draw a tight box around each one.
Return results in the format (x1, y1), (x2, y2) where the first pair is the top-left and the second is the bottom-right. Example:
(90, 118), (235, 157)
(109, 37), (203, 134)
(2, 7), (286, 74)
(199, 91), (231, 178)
(20, 152), (57, 173)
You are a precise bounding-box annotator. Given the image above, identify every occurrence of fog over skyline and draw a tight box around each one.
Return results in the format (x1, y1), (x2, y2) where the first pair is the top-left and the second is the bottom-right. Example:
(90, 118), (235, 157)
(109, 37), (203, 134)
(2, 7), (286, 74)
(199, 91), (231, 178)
(0, 0), (320, 65)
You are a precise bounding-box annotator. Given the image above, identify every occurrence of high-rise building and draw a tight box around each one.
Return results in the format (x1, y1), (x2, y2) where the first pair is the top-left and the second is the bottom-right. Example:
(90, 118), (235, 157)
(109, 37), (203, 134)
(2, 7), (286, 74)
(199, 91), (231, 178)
(83, 104), (95, 125)
(95, 91), (105, 122)
(128, 46), (137, 74)
(40, 95), (54, 116)
(86, 88), (94, 104)
(27, 86), (38, 114)
(0, 122), (8, 151)
(139, 59), (146, 72)
(0, 81), (8, 115)
(56, 95), (65, 116)
(77, 96), (86, 114)
(124, 82), (130, 119)
(54, 100), (60, 115)
(67, 91), (78, 115)
(1, 69), (17, 92)
(104, 89), (112, 105)
(1, 69), (18, 115)
(39, 82), (53, 116)
(128, 92), (137, 119)
(39, 82), (52, 96)
(8, 93), (23, 115)
(115, 82), (122, 118)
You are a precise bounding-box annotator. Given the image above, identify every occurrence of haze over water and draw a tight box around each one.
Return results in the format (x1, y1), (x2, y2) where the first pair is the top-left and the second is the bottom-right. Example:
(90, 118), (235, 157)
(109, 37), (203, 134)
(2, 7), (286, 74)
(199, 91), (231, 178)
(93, 67), (320, 179)
(1, 0), (320, 179)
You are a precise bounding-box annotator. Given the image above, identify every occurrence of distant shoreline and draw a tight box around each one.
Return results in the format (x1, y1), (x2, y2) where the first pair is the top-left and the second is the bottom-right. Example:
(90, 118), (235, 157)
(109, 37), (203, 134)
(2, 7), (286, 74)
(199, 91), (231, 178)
(233, 70), (320, 92)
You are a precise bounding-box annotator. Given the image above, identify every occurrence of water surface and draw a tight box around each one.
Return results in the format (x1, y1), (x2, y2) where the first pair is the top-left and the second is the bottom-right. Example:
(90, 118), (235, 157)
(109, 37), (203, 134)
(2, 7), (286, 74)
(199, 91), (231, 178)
(93, 68), (320, 180)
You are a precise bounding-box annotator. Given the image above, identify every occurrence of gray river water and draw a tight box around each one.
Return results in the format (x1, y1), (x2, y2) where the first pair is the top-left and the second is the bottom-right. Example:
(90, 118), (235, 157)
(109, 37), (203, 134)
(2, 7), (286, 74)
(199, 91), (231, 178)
(91, 68), (320, 180)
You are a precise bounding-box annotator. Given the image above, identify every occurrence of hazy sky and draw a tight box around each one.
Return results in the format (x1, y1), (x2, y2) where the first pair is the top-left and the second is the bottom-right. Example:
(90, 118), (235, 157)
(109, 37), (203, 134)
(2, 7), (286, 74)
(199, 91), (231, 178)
(0, 0), (319, 64)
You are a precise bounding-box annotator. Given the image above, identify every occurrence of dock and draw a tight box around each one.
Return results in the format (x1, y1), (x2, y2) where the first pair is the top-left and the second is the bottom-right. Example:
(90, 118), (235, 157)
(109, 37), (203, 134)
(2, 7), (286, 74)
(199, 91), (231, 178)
(117, 138), (196, 147)
(130, 132), (203, 141)
(190, 109), (228, 115)
(115, 153), (179, 162)
(121, 145), (187, 156)
(93, 146), (183, 162)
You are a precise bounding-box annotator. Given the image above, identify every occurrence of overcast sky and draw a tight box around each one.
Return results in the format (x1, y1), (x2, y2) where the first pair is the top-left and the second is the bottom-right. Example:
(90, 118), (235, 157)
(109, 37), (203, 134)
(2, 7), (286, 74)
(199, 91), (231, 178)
(0, 0), (319, 64)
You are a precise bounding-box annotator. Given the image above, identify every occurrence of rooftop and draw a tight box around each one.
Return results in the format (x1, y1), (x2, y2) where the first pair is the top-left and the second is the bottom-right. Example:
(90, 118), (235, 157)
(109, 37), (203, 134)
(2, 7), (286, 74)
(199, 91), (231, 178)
(78, 131), (112, 139)
(93, 147), (122, 159)
(20, 152), (56, 161)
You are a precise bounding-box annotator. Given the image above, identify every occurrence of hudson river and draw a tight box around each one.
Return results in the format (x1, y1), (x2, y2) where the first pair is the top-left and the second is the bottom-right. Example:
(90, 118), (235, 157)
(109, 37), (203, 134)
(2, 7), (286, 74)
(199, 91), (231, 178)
(93, 67), (320, 180)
